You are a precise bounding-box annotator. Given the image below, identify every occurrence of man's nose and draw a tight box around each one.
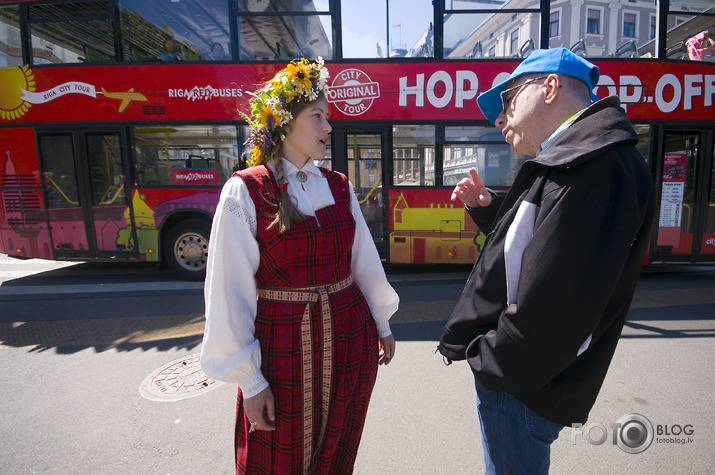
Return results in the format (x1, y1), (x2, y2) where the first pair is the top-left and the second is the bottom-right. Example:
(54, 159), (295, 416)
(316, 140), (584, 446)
(495, 112), (506, 128)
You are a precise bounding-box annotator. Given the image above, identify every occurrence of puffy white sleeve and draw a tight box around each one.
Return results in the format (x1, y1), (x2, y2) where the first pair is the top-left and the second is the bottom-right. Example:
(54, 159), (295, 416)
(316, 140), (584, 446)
(199, 176), (269, 398)
(349, 184), (399, 337)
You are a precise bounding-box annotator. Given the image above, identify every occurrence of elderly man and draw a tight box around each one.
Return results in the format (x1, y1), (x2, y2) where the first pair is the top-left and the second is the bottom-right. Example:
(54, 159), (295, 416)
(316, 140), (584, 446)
(439, 48), (656, 473)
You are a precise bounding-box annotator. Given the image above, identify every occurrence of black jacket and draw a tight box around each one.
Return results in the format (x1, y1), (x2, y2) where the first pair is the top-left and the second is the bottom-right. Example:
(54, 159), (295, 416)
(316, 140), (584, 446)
(438, 97), (656, 426)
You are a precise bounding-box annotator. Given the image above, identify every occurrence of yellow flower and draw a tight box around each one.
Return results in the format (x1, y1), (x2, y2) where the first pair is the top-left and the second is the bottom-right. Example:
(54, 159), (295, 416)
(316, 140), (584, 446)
(256, 105), (281, 129)
(248, 146), (265, 167)
(285, 59), (313, 92)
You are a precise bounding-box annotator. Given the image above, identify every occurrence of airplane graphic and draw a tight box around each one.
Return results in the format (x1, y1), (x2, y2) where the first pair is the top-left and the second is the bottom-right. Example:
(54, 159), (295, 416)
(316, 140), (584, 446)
(101, 87), (148, 113)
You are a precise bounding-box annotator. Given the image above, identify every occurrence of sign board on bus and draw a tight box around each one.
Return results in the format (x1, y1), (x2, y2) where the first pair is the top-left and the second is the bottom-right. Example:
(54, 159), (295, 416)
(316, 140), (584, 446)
(1, 61), (713, 124)
(170, 169), (220, 186)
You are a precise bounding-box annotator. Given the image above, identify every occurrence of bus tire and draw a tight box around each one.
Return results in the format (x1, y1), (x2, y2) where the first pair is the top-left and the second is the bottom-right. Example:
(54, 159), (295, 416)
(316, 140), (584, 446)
(164, 219), (210, 281)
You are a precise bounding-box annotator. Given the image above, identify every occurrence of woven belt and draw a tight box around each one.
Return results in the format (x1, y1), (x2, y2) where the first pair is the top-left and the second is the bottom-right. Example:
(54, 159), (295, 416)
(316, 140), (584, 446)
(257, 274), (353, 474)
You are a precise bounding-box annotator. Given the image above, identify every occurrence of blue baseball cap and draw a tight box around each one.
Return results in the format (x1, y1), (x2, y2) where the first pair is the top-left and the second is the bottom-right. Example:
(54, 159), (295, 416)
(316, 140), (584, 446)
(477, 47), (600, 124)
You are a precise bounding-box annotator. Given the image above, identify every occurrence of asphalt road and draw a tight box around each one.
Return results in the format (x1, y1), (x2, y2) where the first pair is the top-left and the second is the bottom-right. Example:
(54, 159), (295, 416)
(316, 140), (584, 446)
(0, 255), (713, 474)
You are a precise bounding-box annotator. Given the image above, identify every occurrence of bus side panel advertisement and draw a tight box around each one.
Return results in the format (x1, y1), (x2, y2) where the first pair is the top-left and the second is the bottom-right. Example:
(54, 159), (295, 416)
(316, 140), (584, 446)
(703, 232), (715, 255)
(0, 128), (39, 183)
(0, 128), (52, 257)
(0, 62), (712, 124)
(388, 188), (485, 265)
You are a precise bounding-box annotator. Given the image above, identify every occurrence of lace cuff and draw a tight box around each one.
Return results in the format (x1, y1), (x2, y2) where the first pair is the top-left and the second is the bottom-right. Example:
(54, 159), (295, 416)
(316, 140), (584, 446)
(239, 371), (270, 399)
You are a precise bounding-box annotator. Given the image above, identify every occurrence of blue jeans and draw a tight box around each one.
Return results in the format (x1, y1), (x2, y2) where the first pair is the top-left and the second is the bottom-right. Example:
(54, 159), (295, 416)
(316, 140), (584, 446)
(475, 382), (563, 475)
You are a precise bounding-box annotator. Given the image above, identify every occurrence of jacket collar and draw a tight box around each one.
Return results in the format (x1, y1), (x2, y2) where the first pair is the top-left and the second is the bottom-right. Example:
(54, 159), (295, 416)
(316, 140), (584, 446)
(530, 96), (638, 168)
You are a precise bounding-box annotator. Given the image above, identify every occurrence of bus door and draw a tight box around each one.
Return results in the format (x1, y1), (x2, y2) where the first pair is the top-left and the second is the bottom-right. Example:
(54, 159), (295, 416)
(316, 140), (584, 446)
(38, 130), (136, 260)
(653, 129), (715, 262)
(331, 129), (387, 257)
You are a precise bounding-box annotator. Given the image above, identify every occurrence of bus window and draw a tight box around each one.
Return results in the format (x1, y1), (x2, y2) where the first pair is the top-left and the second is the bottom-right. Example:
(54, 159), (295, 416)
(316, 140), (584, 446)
(341, 0), (432, 59)
(447, 10), (540, 59)
(705, 146), (715, 255)
(443, 143), (523, 188)
(0, 5), (22, 67)
(120, 0), (231, 62)
(633, 124), (653, 168)
(133, 125), (239, 186)
(443, 126), (527, 188)
(656, 131), (700, 257)
(28, 1), (116, 65)
(317, 126), (332, 170)
(237, 1), (332, 61)
(392, 125), (435, 186)
(40, 135), (80, 208)
(86, 133), (127, 207)
(666, 6), (715, 63)
(346, 132), (383, 242)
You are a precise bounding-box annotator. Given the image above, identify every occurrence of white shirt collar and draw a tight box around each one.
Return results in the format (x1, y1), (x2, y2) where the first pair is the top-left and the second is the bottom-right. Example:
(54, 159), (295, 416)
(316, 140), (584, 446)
(279, 157), (321, 178)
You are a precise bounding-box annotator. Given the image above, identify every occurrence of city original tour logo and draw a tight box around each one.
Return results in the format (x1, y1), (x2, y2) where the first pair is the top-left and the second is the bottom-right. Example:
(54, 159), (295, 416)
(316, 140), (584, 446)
(0, 65), (148, 120)
(327, 68), (380, 116)
(571, 413), (694, 454)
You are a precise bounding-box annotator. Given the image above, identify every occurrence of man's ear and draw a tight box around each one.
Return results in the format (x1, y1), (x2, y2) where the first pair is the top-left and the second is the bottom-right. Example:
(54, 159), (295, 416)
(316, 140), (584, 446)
(543, 74), (560, 105)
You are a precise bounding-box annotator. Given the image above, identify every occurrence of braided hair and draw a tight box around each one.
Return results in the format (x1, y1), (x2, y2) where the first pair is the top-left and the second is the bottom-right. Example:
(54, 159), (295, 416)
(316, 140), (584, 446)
(267, 95), (325, 233)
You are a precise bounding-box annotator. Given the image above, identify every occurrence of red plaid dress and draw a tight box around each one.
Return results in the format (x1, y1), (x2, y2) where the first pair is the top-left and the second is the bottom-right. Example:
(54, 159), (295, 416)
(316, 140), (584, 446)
(234, 165), (379, 474)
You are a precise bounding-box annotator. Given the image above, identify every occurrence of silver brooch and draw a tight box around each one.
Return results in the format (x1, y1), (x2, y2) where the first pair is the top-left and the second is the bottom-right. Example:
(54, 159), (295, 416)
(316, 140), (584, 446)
(296, 171), (308, 183)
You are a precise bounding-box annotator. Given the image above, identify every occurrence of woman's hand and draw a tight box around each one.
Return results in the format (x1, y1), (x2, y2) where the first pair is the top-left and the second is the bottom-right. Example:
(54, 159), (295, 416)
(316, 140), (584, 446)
(243, 386), (276, 432)
(378, 334), (396, 365)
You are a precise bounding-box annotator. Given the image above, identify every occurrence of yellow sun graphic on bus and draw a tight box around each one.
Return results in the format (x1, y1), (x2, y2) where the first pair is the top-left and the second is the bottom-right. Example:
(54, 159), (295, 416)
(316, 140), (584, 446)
(0, 65), (35, 120)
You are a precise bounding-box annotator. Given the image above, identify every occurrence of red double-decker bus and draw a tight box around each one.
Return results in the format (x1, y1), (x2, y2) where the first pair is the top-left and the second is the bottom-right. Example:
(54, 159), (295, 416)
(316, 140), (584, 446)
(1, 1), (714, 280)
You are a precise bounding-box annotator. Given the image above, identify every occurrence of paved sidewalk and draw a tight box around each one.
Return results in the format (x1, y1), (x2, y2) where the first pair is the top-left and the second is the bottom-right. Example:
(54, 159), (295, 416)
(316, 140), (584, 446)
(1, 256), (713, 474)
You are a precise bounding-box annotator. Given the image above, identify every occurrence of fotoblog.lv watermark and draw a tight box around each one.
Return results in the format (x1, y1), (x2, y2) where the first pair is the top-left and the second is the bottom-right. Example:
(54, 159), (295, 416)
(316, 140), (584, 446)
(571, 413), (694, 454)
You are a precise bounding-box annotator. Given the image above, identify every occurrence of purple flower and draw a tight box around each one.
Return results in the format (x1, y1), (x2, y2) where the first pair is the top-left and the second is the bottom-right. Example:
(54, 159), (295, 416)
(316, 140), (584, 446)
(258, 129), (275, 154)
(245, 132), (258, 146)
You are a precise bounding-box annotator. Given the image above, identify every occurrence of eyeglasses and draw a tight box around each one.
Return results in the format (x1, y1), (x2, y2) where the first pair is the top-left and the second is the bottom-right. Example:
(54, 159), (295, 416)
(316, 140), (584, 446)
(499, 76), (549, 114)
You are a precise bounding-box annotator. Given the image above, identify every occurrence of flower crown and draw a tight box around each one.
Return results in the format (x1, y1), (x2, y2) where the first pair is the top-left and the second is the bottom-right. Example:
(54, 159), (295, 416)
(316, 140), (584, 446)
(242, 57), (329, 167)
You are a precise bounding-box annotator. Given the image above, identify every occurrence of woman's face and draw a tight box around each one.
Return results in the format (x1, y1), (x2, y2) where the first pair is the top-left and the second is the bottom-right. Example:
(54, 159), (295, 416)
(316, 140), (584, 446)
(281, 96), (331, 167)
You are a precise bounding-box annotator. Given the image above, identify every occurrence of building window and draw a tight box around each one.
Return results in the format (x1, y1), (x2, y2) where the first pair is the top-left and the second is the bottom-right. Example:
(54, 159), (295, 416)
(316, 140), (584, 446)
(549, 12), (559, 38)
(510, 29), (519, 55)
(650, 15), (657, 39)
(587, 9), (601, 35)
(623, 13), (636, 38)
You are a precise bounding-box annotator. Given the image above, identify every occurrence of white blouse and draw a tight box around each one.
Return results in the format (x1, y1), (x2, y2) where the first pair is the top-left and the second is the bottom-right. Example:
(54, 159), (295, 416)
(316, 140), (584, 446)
(200, 158), (399, 398)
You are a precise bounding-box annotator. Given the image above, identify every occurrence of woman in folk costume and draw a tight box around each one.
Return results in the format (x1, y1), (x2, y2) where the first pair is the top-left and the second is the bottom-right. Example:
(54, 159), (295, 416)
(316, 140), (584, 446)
(200, 58), (399, 474)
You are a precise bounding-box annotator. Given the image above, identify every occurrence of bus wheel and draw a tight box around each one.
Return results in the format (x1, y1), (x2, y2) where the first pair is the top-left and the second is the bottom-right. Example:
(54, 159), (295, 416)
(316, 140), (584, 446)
(164, 219), (210, 281)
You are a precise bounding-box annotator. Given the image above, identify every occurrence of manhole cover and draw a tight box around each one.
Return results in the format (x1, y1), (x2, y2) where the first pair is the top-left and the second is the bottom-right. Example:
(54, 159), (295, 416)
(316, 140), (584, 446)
(140, 353), (225, 402)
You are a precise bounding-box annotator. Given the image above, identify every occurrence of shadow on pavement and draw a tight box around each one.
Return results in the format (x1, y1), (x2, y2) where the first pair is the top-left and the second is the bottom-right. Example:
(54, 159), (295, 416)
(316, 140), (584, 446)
(0, 314), (204, 354)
